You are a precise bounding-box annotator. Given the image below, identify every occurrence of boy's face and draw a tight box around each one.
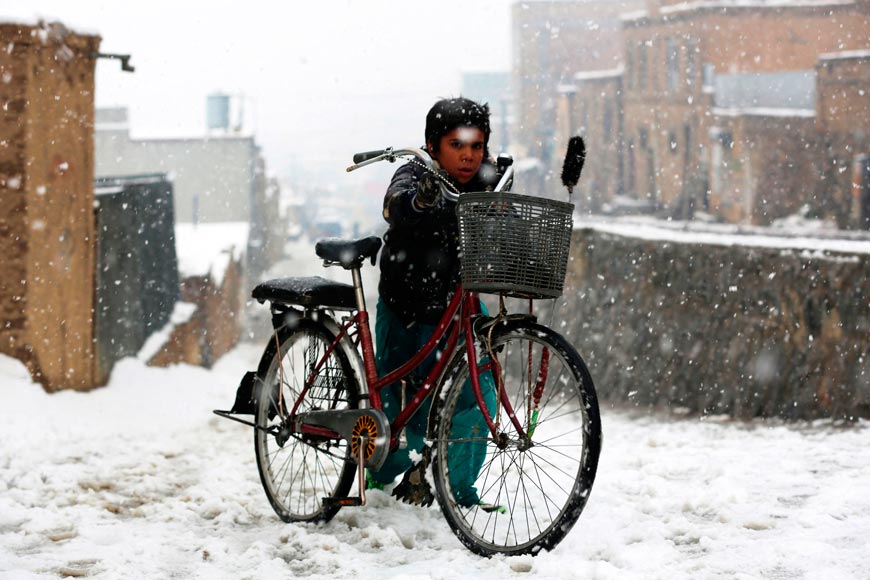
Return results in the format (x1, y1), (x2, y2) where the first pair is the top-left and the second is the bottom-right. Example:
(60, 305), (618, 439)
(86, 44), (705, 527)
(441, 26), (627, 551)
(429, 127), (486, 184)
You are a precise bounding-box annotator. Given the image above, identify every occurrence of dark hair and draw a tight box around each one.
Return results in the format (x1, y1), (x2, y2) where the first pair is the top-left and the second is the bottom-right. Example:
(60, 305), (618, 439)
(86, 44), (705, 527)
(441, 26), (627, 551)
(425, 97), (491, 155)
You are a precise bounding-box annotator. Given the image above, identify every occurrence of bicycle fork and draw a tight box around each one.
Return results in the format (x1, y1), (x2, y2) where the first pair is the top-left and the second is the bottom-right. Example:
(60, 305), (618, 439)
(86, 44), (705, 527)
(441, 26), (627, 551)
(463, 317), (551, 446)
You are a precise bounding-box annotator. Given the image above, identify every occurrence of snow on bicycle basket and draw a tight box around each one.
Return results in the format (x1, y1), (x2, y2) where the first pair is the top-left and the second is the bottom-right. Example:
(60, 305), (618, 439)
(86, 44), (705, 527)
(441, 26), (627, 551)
(456, 192), (574, 299)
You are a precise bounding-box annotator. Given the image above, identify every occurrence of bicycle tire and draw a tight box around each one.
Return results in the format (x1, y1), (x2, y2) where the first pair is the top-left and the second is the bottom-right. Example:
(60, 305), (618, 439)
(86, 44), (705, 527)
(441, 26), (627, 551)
(431, 321), (601, 556)
(254, 318), (360, 523)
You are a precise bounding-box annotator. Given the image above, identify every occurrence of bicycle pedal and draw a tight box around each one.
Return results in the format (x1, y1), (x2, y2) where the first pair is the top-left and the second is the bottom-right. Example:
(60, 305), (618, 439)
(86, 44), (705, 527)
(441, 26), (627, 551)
(321, 496), (363, 508)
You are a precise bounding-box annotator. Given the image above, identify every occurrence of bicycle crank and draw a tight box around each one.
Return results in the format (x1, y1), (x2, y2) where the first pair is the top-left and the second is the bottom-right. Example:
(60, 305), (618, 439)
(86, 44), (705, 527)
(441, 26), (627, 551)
(294, 408), (391, 470)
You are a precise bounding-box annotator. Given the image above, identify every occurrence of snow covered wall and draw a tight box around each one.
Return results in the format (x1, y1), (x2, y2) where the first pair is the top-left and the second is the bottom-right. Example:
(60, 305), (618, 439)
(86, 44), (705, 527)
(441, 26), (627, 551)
(562, 224), (870, 420)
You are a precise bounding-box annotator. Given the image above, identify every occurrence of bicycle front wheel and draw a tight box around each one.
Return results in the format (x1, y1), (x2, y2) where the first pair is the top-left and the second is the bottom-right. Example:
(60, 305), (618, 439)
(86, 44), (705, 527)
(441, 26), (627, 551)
(254, 319), (360, 523)
(432, 321), (601, 556)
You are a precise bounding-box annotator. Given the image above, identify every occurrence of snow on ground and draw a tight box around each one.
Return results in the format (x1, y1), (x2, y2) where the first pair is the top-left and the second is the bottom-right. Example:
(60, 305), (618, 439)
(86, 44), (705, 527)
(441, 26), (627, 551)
(1, 347), (868, 579)
(577, 217), (870, 257)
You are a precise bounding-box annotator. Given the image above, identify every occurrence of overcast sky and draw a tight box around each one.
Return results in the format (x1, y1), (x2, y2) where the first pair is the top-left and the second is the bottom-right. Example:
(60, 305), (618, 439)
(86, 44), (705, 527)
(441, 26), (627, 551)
(4, 0), (517, 186)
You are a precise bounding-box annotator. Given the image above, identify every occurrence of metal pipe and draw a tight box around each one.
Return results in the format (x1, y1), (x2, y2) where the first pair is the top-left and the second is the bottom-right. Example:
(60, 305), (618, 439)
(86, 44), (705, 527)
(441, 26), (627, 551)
(495, 165), (514, 193)
(351, 267), (367, 313)
(358, 435), (368, 506)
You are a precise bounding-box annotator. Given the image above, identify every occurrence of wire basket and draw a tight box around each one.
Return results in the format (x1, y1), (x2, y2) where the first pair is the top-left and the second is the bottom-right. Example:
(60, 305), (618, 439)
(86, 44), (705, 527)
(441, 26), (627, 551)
(456, 192), (574, 299)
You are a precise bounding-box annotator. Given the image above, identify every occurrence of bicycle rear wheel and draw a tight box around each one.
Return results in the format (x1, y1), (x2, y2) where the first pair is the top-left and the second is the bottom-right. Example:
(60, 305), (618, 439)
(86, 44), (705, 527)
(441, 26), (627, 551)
(432, 321), (601, 556)
(254, 319), (360, 523)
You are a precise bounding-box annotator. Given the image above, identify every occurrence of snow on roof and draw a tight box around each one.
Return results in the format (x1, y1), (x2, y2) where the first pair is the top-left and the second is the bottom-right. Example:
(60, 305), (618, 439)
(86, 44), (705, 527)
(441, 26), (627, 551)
(712, 106), (816, 118)
(714, 70), (816, 110)
(557, 84), (578, 94)
(94, 174), (172, 196)
(620, 9), (649, 21)
(661, 0), (853, 15)
(574, 67), (624, 82)
(0, 16), (102, 37)
(819, 49), (870, 61)
(578, 218), (870, 257)
(623, 0), (852, 20)
(94, 185), (125, 196)
(174, 221), (249, 284)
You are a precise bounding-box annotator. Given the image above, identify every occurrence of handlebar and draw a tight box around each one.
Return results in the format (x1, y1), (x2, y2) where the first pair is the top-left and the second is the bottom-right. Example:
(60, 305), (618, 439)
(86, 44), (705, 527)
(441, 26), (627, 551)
(352, 150), (387, 164)
(347, 146), (514, 202)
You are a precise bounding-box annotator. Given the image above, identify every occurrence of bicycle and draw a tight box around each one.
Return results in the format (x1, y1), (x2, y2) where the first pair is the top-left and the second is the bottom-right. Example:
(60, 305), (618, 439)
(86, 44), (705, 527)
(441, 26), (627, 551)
(215, 138), (601, 556)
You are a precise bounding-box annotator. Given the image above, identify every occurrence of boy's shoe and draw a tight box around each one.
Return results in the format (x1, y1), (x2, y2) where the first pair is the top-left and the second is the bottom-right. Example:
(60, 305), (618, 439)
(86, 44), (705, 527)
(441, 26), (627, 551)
(391, 464), (434, 507)
(365, 470), (385, 491)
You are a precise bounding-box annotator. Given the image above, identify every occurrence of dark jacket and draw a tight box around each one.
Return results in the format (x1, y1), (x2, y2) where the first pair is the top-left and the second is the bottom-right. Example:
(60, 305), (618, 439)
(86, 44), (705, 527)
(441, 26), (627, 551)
(379, 161), (495, 325)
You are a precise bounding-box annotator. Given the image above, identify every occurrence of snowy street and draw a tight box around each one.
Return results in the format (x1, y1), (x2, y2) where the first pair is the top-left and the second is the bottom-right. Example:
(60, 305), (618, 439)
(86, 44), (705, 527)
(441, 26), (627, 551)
(1, 346), (868, 580)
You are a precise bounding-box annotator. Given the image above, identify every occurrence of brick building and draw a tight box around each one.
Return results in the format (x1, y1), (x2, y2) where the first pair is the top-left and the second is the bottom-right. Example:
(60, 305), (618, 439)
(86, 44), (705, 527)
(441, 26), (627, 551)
(709, 108), (818, 223)
(555, 68), (625, 212)
(816, 50), (870, 227)
(619, 0), (870, 221)
(0, 22), (101, 390)
(512, 0), (643, 177)
(552, 0), (870, 224)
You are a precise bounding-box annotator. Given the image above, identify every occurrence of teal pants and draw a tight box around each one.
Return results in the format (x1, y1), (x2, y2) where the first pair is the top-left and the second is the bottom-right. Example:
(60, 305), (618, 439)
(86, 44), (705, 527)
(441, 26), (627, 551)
(370, 298), (496, 507)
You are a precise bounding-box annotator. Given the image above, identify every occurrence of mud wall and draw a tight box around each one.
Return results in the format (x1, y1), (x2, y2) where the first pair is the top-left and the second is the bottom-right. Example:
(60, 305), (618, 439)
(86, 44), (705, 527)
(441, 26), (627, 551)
(0, 23), (101, 390)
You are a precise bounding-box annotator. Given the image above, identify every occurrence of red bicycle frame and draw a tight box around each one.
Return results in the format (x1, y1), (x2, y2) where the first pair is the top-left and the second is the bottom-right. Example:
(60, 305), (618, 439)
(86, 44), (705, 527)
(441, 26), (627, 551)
(292, 284), (529, 449)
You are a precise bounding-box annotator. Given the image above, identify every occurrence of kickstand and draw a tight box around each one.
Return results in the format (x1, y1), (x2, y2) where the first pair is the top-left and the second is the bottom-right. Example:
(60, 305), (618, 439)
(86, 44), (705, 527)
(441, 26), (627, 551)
(357, 435), (368, 506)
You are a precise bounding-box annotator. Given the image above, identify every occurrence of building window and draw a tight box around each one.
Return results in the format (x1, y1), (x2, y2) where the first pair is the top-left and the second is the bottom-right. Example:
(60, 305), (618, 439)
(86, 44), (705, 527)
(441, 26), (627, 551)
(667, 38), (680, 93)
(626, 46), (634, 90)
(686, 40), (697, 88)
(684, 124), (692, 161)
(638, 41), (648, 90)
(603, 104), (613, 136)
(703, 63), (715, 90)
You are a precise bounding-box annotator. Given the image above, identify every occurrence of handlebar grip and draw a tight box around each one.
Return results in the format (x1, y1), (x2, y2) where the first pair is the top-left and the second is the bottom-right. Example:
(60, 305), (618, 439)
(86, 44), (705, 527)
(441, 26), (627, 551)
(353, 150), (386, 164)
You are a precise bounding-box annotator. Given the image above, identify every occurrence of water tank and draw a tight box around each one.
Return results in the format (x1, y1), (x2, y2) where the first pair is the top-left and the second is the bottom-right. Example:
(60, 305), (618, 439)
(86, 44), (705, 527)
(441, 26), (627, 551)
(207, 93), (231, 131)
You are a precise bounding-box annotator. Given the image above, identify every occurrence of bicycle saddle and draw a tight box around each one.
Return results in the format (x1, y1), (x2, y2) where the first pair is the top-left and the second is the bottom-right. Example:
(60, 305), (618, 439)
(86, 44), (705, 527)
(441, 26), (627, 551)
(315, 236), (382, 268)
(252, 276), (356, 310)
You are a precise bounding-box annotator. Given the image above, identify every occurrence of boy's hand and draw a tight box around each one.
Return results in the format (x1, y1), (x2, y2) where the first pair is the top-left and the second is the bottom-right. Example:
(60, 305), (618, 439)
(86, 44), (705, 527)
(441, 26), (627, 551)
(414, 171), (442, 209)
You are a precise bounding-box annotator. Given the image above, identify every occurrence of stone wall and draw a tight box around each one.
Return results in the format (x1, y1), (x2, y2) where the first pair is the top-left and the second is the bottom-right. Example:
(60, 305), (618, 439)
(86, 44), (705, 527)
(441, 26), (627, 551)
(561, 226), (870, 420)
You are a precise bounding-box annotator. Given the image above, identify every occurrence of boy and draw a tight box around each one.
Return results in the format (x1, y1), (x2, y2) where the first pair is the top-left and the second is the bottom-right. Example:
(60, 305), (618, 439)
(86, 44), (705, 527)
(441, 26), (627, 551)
(369, 97), (498, 508)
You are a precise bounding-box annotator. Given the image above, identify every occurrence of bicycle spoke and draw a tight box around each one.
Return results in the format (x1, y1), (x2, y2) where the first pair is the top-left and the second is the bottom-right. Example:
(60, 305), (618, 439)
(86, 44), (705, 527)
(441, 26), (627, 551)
(535, 406), (585, 429)
(433, 325), (600, 556)
(535, 396), (581, 428)
(519, 451), (544, 542)
(530, 441), (584, 466)
(255, 323), (359, 523)
(442, 436), (492, 444)
(535, 424), (586, 447)
(524, 450), (572, 517)
(530, 451), (555, 524)
(525, 447), (581, 484)
(538, 364), (570, 410)
(505, 452), (525, 546)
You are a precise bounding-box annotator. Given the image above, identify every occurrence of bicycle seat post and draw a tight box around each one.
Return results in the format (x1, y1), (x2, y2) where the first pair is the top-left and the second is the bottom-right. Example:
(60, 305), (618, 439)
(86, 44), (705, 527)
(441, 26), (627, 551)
(350, 266), (367, 314)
